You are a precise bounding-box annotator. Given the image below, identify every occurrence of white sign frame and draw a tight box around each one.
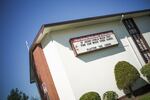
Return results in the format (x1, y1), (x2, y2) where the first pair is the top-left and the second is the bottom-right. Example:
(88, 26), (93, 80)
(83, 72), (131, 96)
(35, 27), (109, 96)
(70, 30), (119, 56)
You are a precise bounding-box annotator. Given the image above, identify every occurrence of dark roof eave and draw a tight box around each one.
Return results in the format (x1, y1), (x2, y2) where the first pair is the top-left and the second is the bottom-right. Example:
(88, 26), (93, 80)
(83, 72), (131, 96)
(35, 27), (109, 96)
(29, 25), (45, 83)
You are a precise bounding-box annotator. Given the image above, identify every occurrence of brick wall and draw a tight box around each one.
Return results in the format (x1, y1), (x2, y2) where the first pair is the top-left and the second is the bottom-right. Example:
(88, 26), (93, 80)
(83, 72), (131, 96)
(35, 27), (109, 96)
(33, 44), (59, 100)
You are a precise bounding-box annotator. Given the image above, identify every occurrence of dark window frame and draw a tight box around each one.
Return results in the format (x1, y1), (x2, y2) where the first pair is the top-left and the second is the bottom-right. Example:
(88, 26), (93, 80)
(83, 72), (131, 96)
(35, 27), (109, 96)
(123, 18), (150, 63)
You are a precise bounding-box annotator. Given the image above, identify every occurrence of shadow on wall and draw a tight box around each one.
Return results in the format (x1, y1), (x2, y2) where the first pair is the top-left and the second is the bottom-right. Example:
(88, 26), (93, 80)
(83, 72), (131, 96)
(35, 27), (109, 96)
(134, 16), (150, 34)
(42, 22), (129, 63)
(77, 44), (125, 62)
(134, 16), (150, 47)
(123, 77), (150, 97)
(43, 34), (126, 63)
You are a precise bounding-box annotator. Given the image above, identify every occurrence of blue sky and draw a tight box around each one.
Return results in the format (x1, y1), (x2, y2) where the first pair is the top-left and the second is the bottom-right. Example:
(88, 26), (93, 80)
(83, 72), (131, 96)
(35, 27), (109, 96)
(0, 0), (150, 99)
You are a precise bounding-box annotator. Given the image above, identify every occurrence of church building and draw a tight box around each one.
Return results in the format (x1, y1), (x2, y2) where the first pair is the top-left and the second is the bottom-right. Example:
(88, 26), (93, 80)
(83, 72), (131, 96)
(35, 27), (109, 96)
(29, 9), (150, 100)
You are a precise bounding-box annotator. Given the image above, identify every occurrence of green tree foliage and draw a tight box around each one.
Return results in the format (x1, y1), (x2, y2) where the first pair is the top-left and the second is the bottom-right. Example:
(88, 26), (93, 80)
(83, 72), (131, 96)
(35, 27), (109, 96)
(103, 91), (118, 100)
(140, 62), (150, 82)
(7, 88), (29, 100)
(79, 91), (101, 100)
(114, 61), (140, 90)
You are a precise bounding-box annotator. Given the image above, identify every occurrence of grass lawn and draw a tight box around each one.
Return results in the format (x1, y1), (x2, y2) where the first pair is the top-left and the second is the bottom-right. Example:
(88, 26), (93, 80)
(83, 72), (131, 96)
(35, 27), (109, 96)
(138, 92), (150, 100)
(120, 92), (150, 100)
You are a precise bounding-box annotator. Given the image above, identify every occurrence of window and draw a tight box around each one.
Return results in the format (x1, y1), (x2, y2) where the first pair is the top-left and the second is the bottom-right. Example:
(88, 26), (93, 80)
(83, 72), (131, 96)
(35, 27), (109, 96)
(123, 18), (150, 63)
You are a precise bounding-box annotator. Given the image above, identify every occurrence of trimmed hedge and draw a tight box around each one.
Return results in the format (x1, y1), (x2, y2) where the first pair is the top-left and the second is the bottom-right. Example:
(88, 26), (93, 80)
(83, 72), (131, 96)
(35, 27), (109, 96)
(79, 92), (101, 100)
(140, 62), (150, 82)
(114, 61), (140, 90)
(103, 91), (118, 100)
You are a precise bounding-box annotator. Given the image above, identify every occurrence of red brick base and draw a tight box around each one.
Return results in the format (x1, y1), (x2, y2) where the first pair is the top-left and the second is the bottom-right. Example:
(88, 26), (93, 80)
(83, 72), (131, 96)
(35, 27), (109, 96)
(33, 44), (59, 100)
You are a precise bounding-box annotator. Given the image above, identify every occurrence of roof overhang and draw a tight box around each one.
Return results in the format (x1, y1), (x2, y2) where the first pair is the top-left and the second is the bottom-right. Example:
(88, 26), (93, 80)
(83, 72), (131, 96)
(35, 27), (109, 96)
(29, 9), (150, 83)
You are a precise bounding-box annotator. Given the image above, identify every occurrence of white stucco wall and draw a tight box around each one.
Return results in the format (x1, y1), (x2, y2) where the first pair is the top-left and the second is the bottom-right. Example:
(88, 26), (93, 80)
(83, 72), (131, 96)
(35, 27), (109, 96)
(41, 34), (76, 100)
(41, 15), (150, 100)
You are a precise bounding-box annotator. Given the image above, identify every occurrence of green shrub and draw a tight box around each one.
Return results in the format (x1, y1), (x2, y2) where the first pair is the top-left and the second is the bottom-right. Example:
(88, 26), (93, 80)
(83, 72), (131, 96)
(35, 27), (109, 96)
(103, 91), (118, 100)
(114, 61), (140, 90)
(80, 91), (101, 100)
(138, 92), (150, 100)
(140, 62), (150, 82)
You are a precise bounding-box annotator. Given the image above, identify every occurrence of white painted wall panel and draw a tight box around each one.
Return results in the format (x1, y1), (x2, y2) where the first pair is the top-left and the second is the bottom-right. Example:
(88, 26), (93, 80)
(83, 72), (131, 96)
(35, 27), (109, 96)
(41, 35), (76, 100)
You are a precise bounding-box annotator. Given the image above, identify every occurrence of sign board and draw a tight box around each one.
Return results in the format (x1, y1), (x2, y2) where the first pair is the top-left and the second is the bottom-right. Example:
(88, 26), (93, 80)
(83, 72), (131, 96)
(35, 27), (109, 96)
(70, 31), (118, 56)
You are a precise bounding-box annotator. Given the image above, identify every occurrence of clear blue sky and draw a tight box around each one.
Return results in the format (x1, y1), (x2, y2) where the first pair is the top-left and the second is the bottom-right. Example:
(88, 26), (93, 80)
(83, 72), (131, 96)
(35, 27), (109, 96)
(0, 0), (150, 99)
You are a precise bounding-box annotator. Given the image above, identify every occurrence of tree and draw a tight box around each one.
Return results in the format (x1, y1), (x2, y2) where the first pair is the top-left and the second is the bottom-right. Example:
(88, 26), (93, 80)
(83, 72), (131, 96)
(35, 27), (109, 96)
(140, 62), (150, 82)
(7, 88), (29, 100)
(79, 91), (101, 100)
(114, 61), (140, 96)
